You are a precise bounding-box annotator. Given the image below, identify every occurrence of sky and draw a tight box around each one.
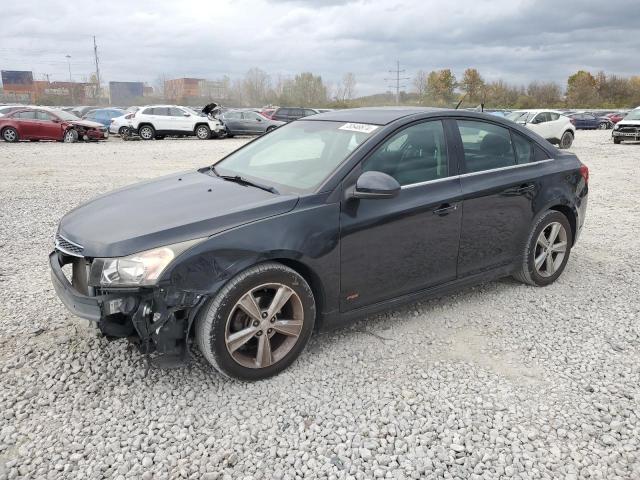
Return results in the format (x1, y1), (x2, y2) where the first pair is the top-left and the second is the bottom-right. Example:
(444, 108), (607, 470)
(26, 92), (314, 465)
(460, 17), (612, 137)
(1, 0), (639, 96)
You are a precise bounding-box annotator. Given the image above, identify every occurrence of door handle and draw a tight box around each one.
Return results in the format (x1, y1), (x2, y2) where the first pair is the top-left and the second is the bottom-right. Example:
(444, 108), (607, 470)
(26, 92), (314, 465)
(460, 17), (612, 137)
(433, 203), (457, 216)
(515, 183), (535, 193)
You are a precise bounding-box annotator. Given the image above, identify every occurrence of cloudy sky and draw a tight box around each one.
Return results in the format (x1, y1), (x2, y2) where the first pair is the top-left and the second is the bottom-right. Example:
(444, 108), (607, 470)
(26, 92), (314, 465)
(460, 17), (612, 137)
(1, 0), (639, 95)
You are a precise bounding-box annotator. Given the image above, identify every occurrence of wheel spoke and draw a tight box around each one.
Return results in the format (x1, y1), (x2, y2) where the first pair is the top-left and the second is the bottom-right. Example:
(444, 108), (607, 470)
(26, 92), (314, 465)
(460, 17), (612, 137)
(266, 286), (293, 318)
(537, 235), (549, 249)
(256, 334), (273, 368)
(547, 223), (561, 245)
(272, 319), (303, 337)
(535, 251), (547, 270)
(545, 253), (556, 275)
(237, 292), (263, 321)
(551, 241), (567, 253)
(226, 326), (259, 353)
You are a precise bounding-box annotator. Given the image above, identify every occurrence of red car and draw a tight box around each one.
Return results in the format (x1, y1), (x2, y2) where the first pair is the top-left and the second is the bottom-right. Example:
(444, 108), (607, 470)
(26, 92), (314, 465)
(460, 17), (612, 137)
(0, 107), (108, 143)
(606, 112), (627, 124)
(259, 108), (276, 119)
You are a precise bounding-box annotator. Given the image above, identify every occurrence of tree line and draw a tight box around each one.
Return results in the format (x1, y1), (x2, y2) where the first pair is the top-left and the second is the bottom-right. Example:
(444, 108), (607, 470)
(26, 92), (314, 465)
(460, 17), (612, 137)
(412, 68), (640, 109)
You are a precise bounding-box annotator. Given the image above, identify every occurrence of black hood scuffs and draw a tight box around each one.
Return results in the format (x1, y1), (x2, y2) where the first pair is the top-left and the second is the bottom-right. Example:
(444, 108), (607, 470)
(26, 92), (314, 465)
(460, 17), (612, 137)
(58, 171), (298, 257)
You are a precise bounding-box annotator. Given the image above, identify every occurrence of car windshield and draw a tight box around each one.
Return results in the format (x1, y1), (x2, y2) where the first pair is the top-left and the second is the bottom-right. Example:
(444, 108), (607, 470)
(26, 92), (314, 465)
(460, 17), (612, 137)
(213, 120), (377, 194)
(506, 111), (535, 122)
(624, 110), (640, 120)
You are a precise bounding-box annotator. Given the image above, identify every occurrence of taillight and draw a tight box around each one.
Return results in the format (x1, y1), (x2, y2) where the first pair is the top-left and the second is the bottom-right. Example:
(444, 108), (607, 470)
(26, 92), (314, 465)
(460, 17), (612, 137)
(579, 164), (589, 184)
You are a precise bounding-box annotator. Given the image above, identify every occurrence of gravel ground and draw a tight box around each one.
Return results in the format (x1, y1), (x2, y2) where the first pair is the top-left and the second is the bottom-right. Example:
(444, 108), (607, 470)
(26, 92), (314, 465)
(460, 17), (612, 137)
(0, 131), (639, 480)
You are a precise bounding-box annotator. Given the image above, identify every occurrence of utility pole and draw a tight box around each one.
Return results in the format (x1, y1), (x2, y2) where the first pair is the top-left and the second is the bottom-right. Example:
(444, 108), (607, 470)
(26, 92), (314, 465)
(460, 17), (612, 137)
(385, 60), (410, 105)
(93, 36), (101, 102)
(66, 54), (74, 104)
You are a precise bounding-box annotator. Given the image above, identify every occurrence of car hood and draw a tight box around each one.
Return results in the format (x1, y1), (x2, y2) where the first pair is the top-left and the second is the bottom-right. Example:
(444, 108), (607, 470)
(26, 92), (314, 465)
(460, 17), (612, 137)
(616, 119), (640, 127)
(71, 119), (104, 129)
(58, 170), (299, 257)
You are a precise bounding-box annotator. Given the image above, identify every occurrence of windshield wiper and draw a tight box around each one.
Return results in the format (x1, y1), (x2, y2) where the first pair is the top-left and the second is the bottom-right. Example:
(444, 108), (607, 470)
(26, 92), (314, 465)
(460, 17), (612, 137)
(210, 166), (279, 194)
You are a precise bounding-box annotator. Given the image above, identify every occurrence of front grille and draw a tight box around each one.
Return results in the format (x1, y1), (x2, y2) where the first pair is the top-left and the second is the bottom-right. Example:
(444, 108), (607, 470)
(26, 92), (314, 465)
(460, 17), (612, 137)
(55, 233), (84, 257)
(618, 127), (639, 134)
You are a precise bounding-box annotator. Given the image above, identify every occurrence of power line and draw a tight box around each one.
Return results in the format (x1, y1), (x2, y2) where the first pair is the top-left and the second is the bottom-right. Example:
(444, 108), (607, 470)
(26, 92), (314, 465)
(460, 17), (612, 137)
(93, 35), (101, 100)
(384, 60), (410, 105)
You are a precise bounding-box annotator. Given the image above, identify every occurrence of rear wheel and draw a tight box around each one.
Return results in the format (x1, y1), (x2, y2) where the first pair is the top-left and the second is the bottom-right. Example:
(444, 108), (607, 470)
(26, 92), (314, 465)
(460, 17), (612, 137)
(598, 122), (609, 130)
(2, 127), (19, 142)
(63, 129), (78, 143)
(195, 262), (316, 380)
(195, 124), (211, 140)
(613, 138), (622, 144)
(138, 125), (155, 140)
(559, 131), (573, 149)
(514, 210), (573, 287)
(118, 126), (128, 136)
(265, 126), (276, 133)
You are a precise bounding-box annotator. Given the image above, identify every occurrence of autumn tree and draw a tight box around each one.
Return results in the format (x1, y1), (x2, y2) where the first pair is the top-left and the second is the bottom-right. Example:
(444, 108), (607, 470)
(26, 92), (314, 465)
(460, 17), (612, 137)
(335, 72), (357, 102)
(426, 69), (457, 105)
(461, 68), (485, 104)
(566, 70), (598, 107)
(413, 70), (428, 101)
(284, 72), (328, 106)
(242, 68), (271, 106)
(527, 81), (562, 107)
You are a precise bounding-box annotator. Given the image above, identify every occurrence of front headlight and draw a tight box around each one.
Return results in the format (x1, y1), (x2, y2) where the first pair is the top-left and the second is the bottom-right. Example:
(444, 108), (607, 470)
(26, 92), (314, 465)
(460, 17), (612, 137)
(92, 238), (202, 287)
(614, 124), (620, 130)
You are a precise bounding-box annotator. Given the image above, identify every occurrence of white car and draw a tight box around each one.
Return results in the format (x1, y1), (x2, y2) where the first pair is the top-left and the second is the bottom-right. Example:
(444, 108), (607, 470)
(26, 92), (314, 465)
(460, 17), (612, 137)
(506, 109), (576, 149)
(109, 113), (132, 135)
(612, 109), (640, 144)
(128, 105), (225, 140)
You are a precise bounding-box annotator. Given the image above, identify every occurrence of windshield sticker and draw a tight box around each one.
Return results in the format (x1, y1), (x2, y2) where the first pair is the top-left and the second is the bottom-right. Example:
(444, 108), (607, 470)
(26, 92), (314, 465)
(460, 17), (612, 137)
(339, 123), (379, 134)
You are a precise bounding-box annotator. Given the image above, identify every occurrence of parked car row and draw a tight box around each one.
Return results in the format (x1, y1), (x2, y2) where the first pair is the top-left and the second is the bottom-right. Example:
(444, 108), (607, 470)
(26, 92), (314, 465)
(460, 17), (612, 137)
(0, 107), (108, 143)
(506, 110), (576, 148)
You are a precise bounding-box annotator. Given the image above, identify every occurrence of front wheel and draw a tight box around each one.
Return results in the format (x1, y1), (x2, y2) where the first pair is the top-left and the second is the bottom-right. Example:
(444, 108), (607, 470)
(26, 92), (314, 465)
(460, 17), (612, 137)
(514, 210), (573, 287)
(195, 124), (211, 140)
(63, 129), (78, 143)
(195, 262), (316, 380)
(613, 138), (621, 144)
(598, 122), (609, 130)
(559, 131), (573, 149)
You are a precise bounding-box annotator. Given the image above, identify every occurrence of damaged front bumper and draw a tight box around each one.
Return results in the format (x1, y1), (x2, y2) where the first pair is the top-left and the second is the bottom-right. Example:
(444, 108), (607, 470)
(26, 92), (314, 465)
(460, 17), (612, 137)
(50, 251), (206, 359)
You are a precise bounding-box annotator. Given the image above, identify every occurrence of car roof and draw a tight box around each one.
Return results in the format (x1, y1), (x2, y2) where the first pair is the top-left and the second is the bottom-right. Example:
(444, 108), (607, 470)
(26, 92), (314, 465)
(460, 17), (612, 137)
(304, 107), (445, 125)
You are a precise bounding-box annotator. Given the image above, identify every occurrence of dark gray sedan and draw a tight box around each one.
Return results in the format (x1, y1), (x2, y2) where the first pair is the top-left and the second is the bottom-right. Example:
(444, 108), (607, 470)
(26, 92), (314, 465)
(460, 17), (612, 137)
(221, 110), (284, 136)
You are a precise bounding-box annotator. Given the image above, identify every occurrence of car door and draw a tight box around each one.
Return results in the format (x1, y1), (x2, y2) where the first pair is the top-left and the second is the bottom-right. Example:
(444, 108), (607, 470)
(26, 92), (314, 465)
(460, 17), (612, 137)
(527, 112), (552, 138)
(454, 119), (540, 277)
(12, 110), (39, 138)
(35, 110), (64, 139)
(339, 119), (462, 311)
(241, 111), (265, 134)
(168, 107), (193, 133)
(148, 107), (169, 131)
(222, 111), (243, 134)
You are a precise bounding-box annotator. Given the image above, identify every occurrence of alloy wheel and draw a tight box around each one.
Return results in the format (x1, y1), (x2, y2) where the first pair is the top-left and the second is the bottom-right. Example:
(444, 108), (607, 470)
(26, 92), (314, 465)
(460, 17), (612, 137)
(225, 283), (304, 369)
(3, 129), (17, 141)
(534, 222), (568, 277)
(140, 127), (153, 139)
(196, 126), (209, 139)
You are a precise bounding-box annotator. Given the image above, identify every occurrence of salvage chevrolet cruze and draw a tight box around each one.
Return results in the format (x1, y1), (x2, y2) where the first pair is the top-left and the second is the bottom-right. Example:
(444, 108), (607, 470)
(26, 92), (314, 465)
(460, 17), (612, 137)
(50, 108), (589, 380)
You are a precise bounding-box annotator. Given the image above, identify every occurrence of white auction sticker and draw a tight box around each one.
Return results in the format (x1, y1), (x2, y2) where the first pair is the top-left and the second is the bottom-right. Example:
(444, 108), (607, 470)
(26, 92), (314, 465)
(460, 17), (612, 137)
(338, 123), (379, 134)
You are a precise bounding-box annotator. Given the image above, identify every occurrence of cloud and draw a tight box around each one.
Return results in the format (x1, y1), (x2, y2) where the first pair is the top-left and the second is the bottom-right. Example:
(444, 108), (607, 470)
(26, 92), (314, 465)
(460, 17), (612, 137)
(0, 0), (639, 95)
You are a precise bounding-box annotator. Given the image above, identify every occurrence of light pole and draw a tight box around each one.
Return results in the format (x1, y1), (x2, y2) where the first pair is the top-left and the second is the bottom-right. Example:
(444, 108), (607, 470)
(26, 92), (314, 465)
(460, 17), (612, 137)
(66, 54), (74, 104)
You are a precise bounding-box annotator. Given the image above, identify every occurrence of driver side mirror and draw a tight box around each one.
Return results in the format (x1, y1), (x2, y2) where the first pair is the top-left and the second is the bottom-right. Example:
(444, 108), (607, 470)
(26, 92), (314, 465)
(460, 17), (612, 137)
(350, 171), (401, 199)
(183, 113), (190, 117)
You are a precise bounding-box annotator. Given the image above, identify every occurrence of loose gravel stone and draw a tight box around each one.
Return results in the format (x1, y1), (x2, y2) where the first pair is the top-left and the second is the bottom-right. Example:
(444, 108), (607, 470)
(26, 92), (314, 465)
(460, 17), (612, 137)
(0, 131), (638, 479)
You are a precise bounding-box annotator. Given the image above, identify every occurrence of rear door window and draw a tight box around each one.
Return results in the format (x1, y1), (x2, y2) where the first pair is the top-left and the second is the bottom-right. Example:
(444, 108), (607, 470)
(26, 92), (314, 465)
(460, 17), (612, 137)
(169, 107), (185, 117)
(142, 107), (155, 115)
(153, 107), (170, 116)
(511, 131), (533, 164)
(457, 120), (516, 173)
(13, 111), (37, 119)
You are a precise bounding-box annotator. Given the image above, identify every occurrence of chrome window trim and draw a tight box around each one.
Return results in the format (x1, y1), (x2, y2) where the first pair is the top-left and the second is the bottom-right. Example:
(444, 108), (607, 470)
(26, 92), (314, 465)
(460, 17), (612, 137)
(400, 158), (555, 189)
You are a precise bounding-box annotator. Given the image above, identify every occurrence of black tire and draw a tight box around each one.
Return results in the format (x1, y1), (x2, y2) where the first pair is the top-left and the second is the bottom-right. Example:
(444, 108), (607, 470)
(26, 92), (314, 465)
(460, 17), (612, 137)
(265, 126), (276, 133)
(598, 122), (609, 130)
(514, 210), (573, 287)
(138, 124), (155, 140)
(613, 138), (621, 144)
(2, 127), (19, 142)
(195, 262), (316, 380)
(63, 129), (78, 143)
(195, 124), (211, 140)
(118, 126), (128, 136)
(559, 131), (574, 149)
